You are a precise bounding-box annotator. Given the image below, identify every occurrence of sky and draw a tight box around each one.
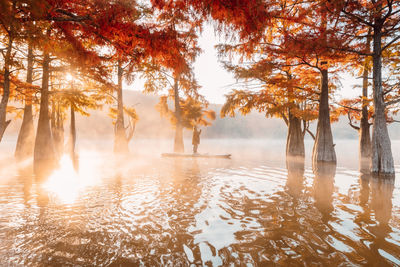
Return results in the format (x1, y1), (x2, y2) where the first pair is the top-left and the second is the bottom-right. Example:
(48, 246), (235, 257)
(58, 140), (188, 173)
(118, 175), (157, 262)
(193, 26), (236, 104)
(129, 25), (362, 105)
(193, 26), (364, 105)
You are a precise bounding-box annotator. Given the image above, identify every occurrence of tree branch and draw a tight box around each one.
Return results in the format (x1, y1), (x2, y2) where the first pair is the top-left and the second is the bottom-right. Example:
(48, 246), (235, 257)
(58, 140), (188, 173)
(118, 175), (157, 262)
(347, 111), (360, 131)
(386, 97), (400, 106)
(306, 128), (316, 140)
(382, 35), (400, 51)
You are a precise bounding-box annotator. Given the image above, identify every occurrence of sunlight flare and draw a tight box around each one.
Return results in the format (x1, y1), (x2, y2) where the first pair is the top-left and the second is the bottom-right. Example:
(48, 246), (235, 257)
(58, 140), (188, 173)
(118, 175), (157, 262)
(42, 154), (98, 204)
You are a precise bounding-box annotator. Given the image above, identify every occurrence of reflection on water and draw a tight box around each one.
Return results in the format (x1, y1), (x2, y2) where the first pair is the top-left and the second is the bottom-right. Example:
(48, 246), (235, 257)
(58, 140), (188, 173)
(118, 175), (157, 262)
(313, 162), (336, 221)
(0, 140), (400, 266)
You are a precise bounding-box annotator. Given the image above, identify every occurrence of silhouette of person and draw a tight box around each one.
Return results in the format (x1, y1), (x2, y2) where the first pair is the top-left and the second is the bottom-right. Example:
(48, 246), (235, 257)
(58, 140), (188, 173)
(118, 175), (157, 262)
(192, 125), (201, 154)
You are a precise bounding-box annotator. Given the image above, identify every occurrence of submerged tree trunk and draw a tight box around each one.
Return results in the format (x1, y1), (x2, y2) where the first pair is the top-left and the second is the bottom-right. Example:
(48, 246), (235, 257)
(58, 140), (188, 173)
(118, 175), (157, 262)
(34, 50), (56, 175)
(312, 69), (336, 164)
(286, 111), (305, 158)
(51, 103), (58, 155)
(51, 103), (64, 157)
(15, 43), (35, 159)
(173, 75), (184, 153)
(57, 106), (64, 153)
(114, 62), (129, 154)
(359, 33), (372, 172)
(371, 26), (394, 175)
(69, 105), (76, 156)
(0, 35), (13, 142)
(359, 53), (372, 173)
(70, 105), (78, 171)
(51, 102), (56, 137)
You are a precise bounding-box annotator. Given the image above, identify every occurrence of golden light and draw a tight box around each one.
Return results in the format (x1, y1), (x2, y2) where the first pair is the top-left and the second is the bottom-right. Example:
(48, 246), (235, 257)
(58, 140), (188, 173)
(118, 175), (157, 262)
(42, 154), (99, 204)
(66, 73), (73, 82)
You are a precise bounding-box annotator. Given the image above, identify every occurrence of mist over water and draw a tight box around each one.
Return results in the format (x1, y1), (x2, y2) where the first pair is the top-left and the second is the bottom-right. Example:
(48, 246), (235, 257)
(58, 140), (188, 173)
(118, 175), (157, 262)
(1, 139), (400, 266)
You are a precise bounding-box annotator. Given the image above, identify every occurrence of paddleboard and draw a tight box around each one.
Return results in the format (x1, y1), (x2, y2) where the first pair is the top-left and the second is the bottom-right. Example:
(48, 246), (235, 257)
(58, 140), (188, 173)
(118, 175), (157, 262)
(162, 153), (231, 159)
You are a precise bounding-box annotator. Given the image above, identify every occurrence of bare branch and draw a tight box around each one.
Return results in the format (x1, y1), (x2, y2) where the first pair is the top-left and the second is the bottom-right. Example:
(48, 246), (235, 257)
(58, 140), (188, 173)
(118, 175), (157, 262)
(306, 128), (316, 140)
(347, 111), (360, 131)
(382, 35), (400, 51)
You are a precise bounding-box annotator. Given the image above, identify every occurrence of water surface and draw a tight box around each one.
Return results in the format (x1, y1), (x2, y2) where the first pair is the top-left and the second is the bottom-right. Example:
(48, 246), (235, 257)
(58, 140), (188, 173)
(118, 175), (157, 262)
(0, 139), (400, 266)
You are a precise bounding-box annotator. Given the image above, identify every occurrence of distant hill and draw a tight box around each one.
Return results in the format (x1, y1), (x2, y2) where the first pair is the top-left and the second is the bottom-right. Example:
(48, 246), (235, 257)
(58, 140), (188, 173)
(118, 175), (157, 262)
(73, 90), (291, 140)
(4, 90), (400, 140)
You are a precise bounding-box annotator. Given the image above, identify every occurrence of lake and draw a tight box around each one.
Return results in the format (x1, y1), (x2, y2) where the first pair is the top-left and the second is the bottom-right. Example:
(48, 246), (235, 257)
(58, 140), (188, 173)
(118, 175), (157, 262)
(0, 139), (400, 266)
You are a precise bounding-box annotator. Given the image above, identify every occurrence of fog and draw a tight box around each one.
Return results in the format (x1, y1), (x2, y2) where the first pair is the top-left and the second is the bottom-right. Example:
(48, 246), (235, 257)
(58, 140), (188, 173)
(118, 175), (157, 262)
(5, 90), (400, 144)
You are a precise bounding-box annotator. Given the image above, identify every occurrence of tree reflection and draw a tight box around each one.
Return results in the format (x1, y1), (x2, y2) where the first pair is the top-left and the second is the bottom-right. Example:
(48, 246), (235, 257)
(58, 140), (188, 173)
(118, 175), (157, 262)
(370, 176), (395, 233)
(312, 162), (336, 221)
(5, 153), (400, 266)
(163, 158), (203, 265)
(368, 175), (400, 264)
(285, 157), (305, 199)
(359, 173), (370, 207)
(354, 174), (373, 228)
(17, 163), (33, 206)
(106, 158), (205, 266)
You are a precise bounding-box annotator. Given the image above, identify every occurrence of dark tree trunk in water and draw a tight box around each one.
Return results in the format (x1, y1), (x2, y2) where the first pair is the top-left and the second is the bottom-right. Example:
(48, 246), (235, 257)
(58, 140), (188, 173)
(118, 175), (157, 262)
(69, 105), (76, 156)
(359, 54), (372, 173)
(15, 43), (35, 159)
(371, 26), (394, 175)
(312, 69), (336, 164)
(58, 106), (64, 155)
(0, 35), (13, 142)
(173, 76), (184, 153)
(286, 111), (305, 158)
(51, 103), (58, 155)
(51, 103), (64, 157)
(114, 62), (129, 154)
(34, 50), (56, 175)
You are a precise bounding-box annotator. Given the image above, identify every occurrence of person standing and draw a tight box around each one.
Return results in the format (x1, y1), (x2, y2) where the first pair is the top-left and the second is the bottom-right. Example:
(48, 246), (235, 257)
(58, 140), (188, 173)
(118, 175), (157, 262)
(192, 125), (201, 154)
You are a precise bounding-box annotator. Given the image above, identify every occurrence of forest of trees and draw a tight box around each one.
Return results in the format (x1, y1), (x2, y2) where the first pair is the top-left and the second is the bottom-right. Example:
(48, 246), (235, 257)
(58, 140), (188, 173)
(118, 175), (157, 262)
(0, 0), (399, 176)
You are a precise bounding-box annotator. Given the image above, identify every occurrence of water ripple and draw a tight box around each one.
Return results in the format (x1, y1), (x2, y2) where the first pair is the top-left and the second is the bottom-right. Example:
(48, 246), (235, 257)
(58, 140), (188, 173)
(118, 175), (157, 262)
(0, 146), (400, 266)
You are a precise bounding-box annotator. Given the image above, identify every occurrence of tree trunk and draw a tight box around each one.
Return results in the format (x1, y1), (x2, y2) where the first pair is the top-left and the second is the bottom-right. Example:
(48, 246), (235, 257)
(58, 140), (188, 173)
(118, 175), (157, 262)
(57, 105), (64, 153)
(371, 26), (394, 175)
(50, 102), (57, 151)
(15, 43), (35, 159)
(113, 61), (129, 154)
(286, 110), (305, 158)
(312, 69), (336, 164)
(69, 105), (76, 156)
(359, 53), (372, 173)
(51, 103), (64, 157)
(0, 35), (13, 142)
(34, 50), (56, 175)
(173, 75), (184, 153)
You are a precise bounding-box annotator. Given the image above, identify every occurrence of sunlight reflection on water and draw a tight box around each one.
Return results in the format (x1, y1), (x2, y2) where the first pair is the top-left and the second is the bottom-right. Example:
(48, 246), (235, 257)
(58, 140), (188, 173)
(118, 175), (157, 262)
(42, 154), (100, 204)
(0, 139), (400, 266)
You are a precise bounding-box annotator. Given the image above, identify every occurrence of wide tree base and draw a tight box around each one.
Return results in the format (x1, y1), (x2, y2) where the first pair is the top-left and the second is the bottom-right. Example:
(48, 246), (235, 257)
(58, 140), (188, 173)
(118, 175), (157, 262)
(371, 171), (395, 179)
(359, 157), (371, 174)
(371, 133), (395, 176)
(312, 161), (337, 177)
